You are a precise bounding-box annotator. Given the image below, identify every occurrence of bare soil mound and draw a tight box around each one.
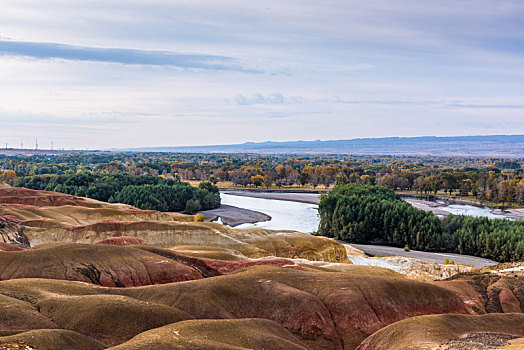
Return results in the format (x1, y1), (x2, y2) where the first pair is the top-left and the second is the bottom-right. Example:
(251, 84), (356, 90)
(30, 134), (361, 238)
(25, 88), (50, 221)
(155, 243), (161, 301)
(95, 236), (146, 246)
(2, 186), (520, 349)
(356, 313), (524, 350)
(0, 263), (471, 349)
(0, 242), (24, 251)
(0, 294), (59, 334)
(137, 245), (301, 276)
(0, 329), (105, 350)
(117, 265), (469, 349)
(0, 187), (348, 262)
(0, 243), (203, 286)
(0, 187), (103, 208)
(435, 269), (524, 314)
(108, 318), (309, 350)
(0, 215), (30, 249)
(169, 245), (244, 261)
(37, 294), (191, 346)
(0, 243), (308, 286)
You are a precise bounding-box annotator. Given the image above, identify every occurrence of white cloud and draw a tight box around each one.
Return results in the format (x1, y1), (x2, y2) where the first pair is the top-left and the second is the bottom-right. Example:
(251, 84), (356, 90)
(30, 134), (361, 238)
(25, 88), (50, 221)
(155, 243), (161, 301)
(0, 0), (523, 148)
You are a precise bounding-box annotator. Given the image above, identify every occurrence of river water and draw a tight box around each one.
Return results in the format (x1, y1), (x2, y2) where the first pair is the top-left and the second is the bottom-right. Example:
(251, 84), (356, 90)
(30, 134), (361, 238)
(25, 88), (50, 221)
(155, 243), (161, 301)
(220, 192), (320, 233)
(434, 200), (504, 219)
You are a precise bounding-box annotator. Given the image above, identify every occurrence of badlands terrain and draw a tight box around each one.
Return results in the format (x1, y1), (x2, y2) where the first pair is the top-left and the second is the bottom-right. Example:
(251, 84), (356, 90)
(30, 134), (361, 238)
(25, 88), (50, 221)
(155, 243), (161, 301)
(0, 182), (523, 349)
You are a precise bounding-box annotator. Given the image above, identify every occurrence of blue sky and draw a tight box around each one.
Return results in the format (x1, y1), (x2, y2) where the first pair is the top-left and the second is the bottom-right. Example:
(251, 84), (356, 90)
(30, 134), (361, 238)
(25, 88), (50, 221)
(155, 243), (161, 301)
(1, 0), (523, 149)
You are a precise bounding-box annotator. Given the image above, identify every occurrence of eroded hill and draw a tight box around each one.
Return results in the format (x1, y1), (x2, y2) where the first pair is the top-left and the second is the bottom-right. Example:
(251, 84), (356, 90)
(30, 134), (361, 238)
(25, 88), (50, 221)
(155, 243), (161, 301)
(0, 184), (523, 349)
(0, 186), (347, 262)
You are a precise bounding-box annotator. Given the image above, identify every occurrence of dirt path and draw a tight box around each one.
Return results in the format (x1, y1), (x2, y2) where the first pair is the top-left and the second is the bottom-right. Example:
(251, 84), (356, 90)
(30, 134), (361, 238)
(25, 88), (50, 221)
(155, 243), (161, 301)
(351, 244), (498, 267)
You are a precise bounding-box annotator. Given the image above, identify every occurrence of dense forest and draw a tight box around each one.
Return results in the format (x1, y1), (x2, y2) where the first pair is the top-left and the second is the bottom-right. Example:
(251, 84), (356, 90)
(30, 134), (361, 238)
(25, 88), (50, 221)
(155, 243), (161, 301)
(14, 173), (220, 214)
(1, 152), (523, 206)
(317, 183), (524, 262)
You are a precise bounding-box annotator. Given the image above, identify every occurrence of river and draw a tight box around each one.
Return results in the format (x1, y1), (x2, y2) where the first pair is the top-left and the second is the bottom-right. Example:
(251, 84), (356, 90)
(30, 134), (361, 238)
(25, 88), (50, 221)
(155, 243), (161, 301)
(220, 191), (512, 233)
(218, 191), (504, 267)
(220, 192), (320, 233)
(403, 197), (512, 219)
(435, 200), (505, 218)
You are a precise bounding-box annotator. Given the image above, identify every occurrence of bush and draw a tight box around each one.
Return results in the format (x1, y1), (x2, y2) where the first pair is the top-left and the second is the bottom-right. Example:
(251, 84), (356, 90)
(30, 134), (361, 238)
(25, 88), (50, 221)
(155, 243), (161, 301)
(184, 199), (201, 214)
(194, 214), (205, 222)
(404, 245), (410, 252)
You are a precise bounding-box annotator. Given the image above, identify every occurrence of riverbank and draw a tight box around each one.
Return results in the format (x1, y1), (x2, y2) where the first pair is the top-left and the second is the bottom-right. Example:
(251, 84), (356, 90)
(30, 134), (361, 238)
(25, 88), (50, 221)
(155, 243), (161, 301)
(403, 197), (451, 217)
(398, 191), (524, 210)
(400, 193), (493, 207)
(198, 204), (271, 227)
(404, 196), (523, 219)
(491, 208), (524, 220)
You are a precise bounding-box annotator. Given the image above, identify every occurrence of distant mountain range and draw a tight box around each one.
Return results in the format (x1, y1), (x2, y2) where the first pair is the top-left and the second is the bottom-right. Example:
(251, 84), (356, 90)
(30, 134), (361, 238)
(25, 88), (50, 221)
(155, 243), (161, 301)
(122, 135), (524, 157)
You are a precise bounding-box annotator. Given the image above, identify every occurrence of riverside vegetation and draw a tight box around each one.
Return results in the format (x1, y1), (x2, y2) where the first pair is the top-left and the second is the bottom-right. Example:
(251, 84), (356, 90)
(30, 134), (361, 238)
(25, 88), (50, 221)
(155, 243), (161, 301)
(317, 183), (524, 262)
(14, 173), (220, 214)
(1, 152), (523, 206)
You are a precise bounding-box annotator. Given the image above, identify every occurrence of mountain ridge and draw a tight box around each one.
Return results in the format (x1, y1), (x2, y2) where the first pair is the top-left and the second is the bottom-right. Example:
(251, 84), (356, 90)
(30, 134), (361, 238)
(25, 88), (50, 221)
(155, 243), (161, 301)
(119, 134), (524, 157)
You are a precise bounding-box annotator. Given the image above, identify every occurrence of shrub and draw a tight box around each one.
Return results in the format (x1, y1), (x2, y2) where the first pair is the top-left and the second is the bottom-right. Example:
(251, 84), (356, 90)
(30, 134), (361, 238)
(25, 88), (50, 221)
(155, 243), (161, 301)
(194, 214), (205, 222)
(185, 199), (201, 214)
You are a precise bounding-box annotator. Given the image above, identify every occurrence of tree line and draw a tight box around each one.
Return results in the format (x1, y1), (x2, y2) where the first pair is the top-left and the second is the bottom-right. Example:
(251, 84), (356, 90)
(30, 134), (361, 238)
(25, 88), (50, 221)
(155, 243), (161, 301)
(14, 173), (220, 214)
(2, 153), (523, 206)
(317, 183), (524, 262)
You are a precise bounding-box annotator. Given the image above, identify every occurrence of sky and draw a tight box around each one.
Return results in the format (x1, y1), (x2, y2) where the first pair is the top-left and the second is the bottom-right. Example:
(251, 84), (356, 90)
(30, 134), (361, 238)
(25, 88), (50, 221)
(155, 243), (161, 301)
(1, 0), (524, 149)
